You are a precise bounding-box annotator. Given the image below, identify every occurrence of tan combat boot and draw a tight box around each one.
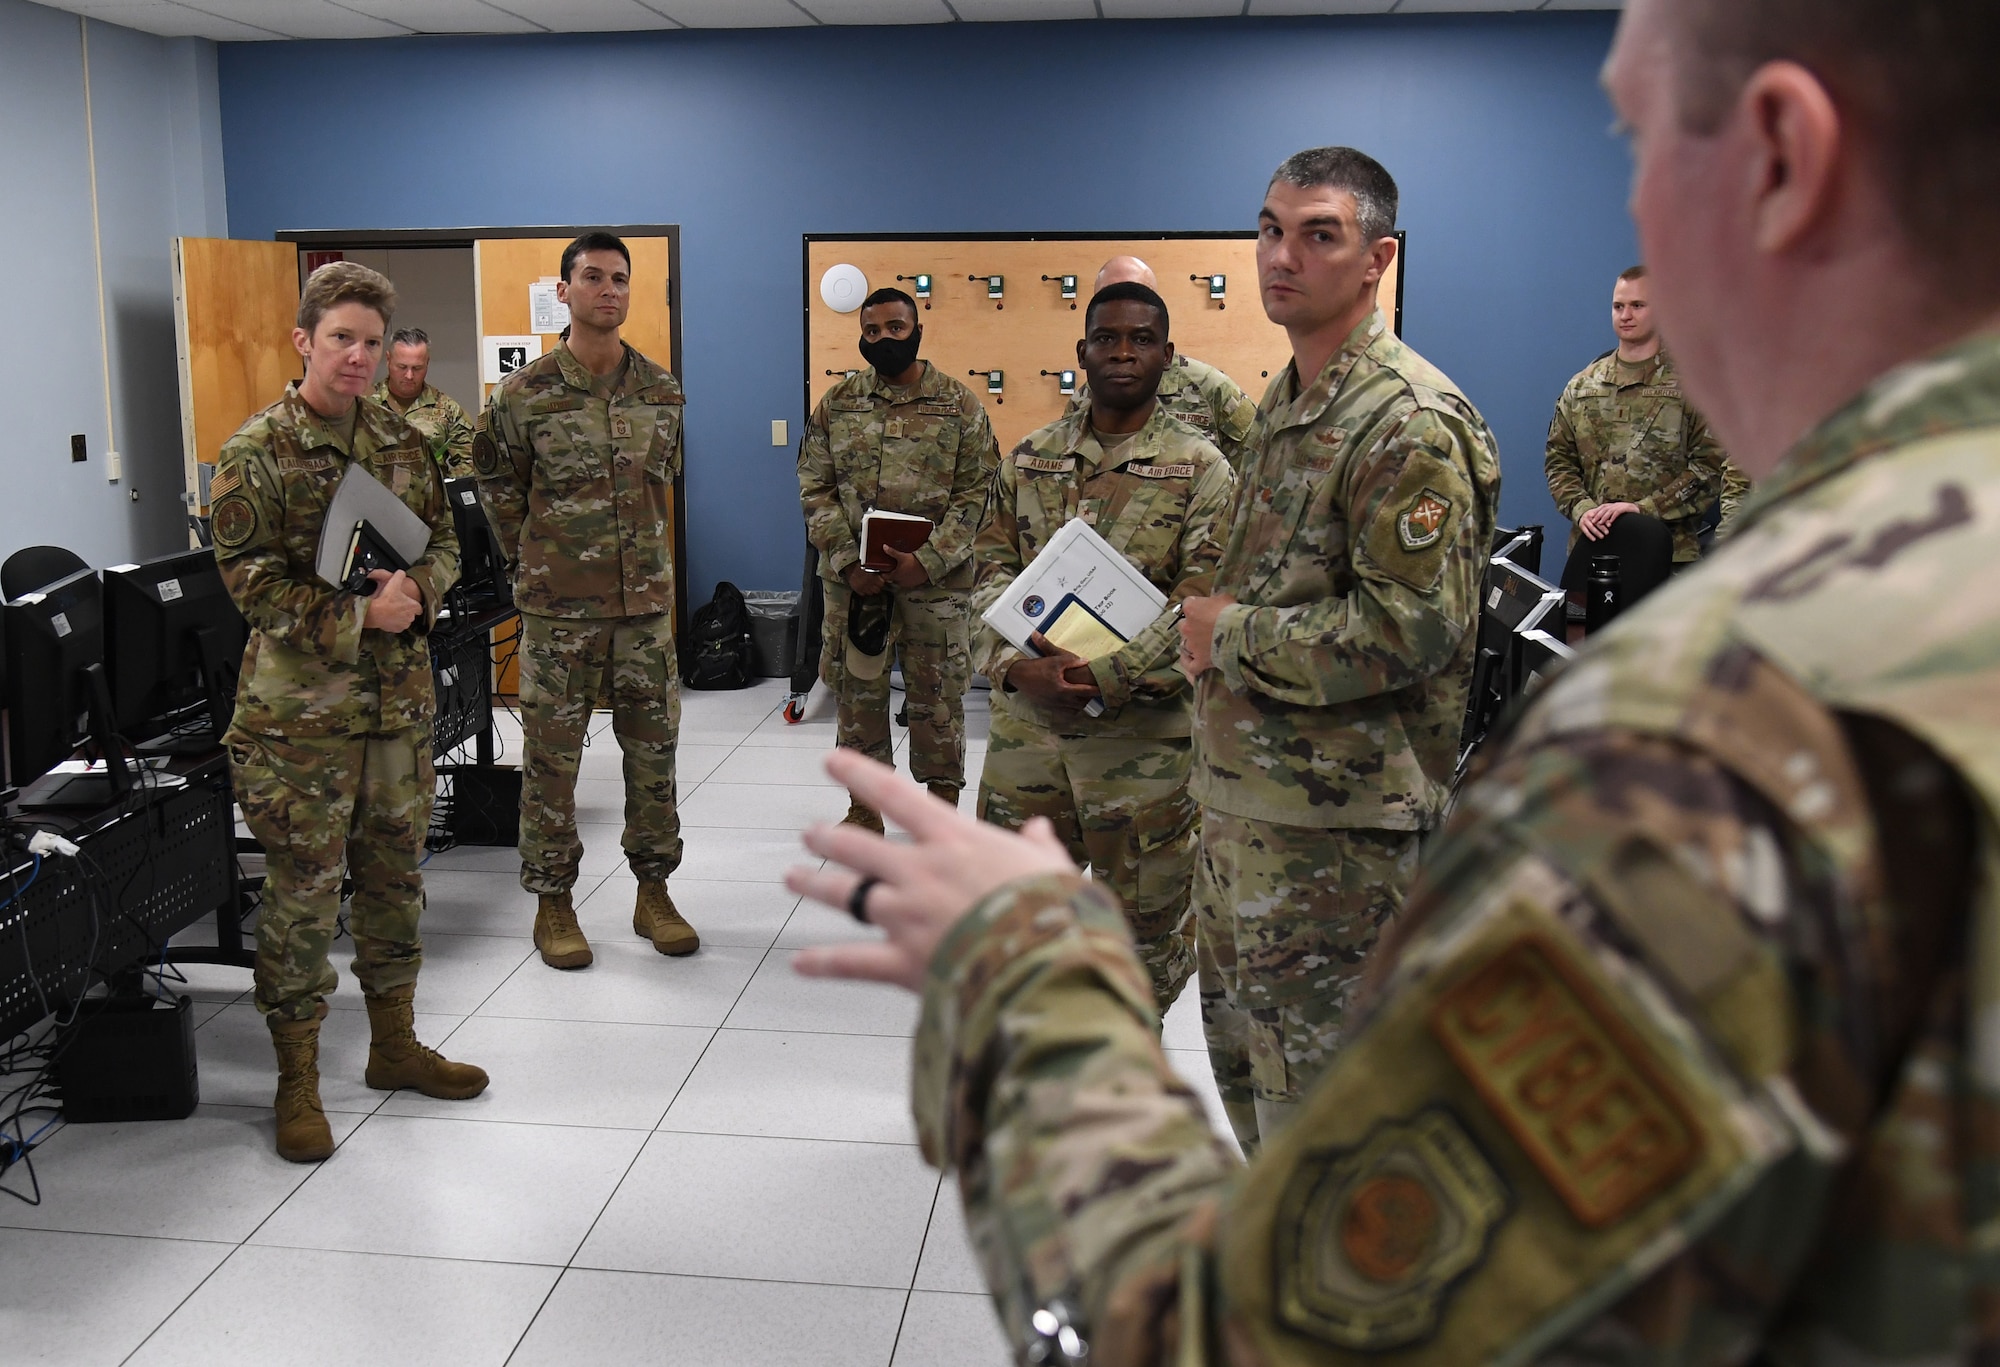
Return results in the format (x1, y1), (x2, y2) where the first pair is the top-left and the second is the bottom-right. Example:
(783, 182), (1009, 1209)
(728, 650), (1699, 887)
(634, 881), (699, 956)
(841, 800), (885, 834)
(534, 891), (593, 969)
(925, 783), (961, 809)
(269, 1016), (334, 1164)
(363, 984), (489, 1099)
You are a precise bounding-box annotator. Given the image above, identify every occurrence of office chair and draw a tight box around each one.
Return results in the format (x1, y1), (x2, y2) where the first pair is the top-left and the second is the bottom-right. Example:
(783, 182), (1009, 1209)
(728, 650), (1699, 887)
(2, 545), (89, 602)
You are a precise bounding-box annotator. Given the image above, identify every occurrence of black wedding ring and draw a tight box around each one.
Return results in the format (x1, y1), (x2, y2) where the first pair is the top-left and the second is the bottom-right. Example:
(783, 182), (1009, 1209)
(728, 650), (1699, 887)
(847, 876), (881, 924)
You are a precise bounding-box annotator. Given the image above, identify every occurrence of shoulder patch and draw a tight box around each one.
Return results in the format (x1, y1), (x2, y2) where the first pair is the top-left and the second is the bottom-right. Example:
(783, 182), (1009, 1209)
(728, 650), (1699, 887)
(472, 430), (502, 478)
(1430, 936), (1702, 1227)
(1276, 1108), (1508, 1350)
(1397, 488), (1455, 552)
(1129, 463), (1196, 480)
(207, 464), (241, 501)
(210, 492), (259, 551)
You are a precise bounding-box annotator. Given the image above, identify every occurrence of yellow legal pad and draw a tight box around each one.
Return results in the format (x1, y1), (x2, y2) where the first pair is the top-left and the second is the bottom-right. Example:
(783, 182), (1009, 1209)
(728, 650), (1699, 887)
(1042, 597), (1127, 661)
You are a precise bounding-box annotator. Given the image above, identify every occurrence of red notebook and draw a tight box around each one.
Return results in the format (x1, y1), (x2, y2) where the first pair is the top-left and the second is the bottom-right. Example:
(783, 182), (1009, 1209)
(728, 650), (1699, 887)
(860, 510), (934, 571)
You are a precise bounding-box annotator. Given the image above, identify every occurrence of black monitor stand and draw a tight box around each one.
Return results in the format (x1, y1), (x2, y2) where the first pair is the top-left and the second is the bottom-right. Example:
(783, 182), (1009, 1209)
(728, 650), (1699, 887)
(19, 663), (138, 810)
(135, 625), (238, 757)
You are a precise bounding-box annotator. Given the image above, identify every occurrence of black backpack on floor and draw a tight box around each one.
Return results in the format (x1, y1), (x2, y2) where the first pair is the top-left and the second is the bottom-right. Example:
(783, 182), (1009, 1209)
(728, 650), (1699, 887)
(685, 580), (754, 690)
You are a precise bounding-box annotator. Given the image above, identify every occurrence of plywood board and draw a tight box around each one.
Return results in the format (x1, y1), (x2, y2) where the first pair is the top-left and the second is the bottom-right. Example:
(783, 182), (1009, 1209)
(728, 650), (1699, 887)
(805, 235), (1401, 451)
(174, 237), (301, 511)
(472, 236), (674, 396)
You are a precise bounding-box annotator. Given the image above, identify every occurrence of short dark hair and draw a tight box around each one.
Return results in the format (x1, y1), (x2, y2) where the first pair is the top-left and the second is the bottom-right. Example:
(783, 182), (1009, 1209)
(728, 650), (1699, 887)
(1618, 265), (1648, 283)
(1675, 0), (2000, 294)
(389, 327), (430, 349)
(859, 286), (918, 319)
(561, 232), (631, 282)
(1269, 146), (1399, 243)
(1084, 281), (1170, 336)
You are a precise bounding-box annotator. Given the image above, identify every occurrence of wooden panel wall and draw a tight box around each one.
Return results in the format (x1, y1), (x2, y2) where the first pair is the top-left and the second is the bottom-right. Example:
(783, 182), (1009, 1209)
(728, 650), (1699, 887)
(472, 235), (674, 400)
(174, 237), (301, 507)
(806, 235), (1401, 451)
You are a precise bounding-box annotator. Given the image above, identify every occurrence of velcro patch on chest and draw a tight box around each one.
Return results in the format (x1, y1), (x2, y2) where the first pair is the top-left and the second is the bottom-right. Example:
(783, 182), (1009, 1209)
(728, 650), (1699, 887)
(1129, 463), (1196, 480)
(208, 465), (241, 501)
(1019, 456), (1076, 474)
(1429, 936), (1701, 1226)
(1274, 1108), (1509, 1351)
(1398, 488), (1456, 551)
(1175, 410), (1213, 430)
(918, 401), (958, 417)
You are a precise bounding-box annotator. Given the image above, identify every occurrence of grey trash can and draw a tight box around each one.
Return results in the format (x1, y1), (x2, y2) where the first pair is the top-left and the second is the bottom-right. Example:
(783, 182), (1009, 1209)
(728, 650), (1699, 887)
(743, 590), (801, 678)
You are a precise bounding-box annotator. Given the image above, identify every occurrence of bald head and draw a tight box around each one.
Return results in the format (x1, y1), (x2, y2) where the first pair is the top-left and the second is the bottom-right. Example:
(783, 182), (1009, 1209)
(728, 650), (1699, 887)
(1094, 256), (1158, 292)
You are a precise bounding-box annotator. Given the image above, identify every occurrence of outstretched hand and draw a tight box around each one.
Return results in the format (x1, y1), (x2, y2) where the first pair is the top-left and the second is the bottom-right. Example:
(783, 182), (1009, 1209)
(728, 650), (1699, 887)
(787, 750), (1077, 993)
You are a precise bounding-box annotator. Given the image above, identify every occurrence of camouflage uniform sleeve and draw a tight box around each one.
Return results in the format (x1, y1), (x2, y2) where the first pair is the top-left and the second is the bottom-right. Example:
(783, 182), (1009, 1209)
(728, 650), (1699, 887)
(440, 393), (476, 479)
(1210, 411), (1486, 708)
(1212, 378), (1262, 470)
(210, 434), (368, 663)
(473, 386), (529, 564)
(798, 394), (861, 578)
(913, 397), (1000, 586)
(1088, 454), (1235, 711)
(1717, 457), (1751, 530)
(969, 453), (1029, 686)
(1544, 388), (1596, 522)
(1632, 404), (1723, 522)
(407, 453), (461, 631)
(922, 692), (1953, 1365)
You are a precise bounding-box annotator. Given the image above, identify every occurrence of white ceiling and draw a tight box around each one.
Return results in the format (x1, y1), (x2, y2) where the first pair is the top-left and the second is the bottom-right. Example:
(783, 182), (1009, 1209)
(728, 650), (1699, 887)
(46, 0), (1619, 41)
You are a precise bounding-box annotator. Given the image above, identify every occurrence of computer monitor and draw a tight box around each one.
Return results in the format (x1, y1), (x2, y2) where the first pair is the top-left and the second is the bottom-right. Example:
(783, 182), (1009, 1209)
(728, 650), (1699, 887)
(442, 478), (510, 607)
(103, 549), (247, 753)
(3, 567), (130, 801)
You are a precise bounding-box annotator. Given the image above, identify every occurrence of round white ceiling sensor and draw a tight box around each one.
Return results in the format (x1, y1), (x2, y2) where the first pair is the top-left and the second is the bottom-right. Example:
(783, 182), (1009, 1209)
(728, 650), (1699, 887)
(820, 263), (869, 314)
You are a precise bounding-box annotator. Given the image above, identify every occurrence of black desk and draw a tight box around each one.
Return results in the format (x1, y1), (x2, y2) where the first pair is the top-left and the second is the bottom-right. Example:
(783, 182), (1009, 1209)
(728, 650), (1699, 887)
(432, 598), (518, 764)
(0, 755), (239, 1042)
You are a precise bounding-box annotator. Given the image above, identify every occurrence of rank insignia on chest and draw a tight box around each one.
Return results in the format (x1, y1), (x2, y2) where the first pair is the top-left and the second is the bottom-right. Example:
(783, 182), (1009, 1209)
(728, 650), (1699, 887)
(884, 418), (907, 439)
(610, 416), (632, 440)
(1274, 1108), (1508, 1350)
(1396, 488), (1455, 552)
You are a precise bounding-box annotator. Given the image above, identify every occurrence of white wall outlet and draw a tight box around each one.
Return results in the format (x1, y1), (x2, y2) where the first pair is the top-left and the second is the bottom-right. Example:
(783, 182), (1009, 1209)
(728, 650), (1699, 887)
(771, 420), (788, 447)
(105, 449), (122, 482)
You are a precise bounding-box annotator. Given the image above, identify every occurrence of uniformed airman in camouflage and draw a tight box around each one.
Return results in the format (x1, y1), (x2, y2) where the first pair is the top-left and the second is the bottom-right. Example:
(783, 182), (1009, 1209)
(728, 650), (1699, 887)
(788, 0), (2000, 1360)
(1176, 149), (1501, 1154)
(475, 233), (697, 970)
(213, 261), (486, 1164)
(1067, 257), (1262, 469)
(798, 286), (1000, 829)
(372, 326), (474, 478)
(972, 282), (1234, 1011)
(1546, 265), (1727, 565)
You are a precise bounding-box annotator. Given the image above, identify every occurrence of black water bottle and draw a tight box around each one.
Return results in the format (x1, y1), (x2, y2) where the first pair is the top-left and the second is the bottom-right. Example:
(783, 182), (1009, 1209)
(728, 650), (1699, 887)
(1584, 553), (1624, 634)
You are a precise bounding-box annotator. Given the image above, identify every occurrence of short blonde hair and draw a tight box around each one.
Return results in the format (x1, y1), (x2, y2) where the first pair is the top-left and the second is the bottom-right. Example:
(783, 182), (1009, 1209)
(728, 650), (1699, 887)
(298, 261), (396, 335)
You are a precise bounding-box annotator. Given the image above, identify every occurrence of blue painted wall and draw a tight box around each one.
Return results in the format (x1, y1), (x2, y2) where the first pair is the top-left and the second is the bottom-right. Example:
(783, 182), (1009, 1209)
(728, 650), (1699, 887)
(218, 13), (1632, 598)
(1, 0), (227, 569)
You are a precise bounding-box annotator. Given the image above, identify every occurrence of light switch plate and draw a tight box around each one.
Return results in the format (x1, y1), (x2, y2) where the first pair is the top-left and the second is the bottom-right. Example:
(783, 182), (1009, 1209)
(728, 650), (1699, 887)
(771, 419), (788, 446)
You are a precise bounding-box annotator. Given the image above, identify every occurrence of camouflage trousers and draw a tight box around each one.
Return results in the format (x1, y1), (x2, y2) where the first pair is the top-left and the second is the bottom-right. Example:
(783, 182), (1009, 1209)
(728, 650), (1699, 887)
(518, 611), (682, 895)
(819, 579), (970, 792)
(976, 710), (1198, 1011)
(227, 725), (433, 1023)
(1194, 813), (1420, 1155)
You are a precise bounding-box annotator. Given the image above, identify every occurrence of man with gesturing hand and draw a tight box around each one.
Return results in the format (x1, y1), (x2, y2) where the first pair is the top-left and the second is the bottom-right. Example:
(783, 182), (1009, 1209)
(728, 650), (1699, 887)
(1176, 148), (1500, 1154)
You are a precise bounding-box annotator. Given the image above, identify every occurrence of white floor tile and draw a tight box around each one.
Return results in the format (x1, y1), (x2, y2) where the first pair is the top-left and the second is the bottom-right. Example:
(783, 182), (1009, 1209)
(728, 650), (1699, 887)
(511, 1269), (905, 1367)
(893, 1290), (1013, 1367)
(1161, 985), (1204, 1052)
(477, 939), (763, 1028)
(154, 953), (253, 1004)
(573, 741), (735, 788)
(707, 746), (846, 787)
(194, 1001), (457, 1114)
(726, 949), (918, 1038)
(671, 827), (822, 883)
(418, 867), (565, 938)
(251, 1114), (644, 1264)
(127, 1244), (557, 1367)
(0, 1228), (231, 1367)
(671, 743), (738, 786)
(1166, 1047), (1240, 1156)
(774, 898), (882, 950)
(680, 782), (851, 831)
(576, 822), (642, 877)
(913, 1182), (986, 1295)
(579, 875), (800, 949)
(0, 1104), (363, 1242)
(572, 776), (637, 824)
(659, 1029), (915, 1144)
(575, 1131), (938, 1288)
(738, 712), (846, 749)
(380, 1015), (709, 1129)
(320, 931), (530, 1016)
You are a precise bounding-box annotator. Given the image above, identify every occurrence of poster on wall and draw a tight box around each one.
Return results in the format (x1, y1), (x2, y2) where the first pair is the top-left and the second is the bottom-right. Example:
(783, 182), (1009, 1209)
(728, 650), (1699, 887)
(481, 334), (543, 383)
(529, 278), (569, 335)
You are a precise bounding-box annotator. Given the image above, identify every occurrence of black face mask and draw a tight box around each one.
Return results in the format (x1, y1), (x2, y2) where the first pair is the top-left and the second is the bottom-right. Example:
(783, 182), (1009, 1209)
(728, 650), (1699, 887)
(859, 326), (922, 377)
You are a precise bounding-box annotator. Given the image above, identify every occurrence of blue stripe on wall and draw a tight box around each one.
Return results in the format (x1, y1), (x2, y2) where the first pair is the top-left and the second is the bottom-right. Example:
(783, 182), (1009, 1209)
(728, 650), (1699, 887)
(217, 12), (1632, 599)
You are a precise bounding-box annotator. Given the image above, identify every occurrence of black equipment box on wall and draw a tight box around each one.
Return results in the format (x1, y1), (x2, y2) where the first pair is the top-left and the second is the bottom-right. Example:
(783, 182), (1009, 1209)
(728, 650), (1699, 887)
(55, 993), (198, 1122)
